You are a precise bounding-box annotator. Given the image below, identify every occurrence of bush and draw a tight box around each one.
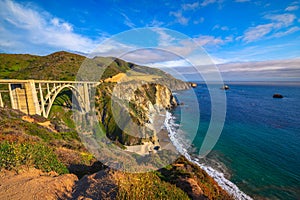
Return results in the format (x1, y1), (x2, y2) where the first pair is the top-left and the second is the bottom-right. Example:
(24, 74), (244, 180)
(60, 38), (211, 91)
(0, 141), (68, 174)
(116, 172), (190, 200)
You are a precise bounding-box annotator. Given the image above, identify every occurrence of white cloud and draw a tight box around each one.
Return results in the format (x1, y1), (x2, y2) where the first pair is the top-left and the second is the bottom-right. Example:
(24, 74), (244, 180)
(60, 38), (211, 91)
(120, 12), (136, 28)
(171, 0), (222, 26)
(235, 0), (250, 2)
(147, 59), (190, 68)
(210, 56), (230, 64)
(170, 0), (223, 26)
(182, 2), (200, 10)
(264, 13), (296, 27)
(201, 0), (217, 7)
(0, 0), (100, 54)
(194, 17), (205, 24)
(218, 58), (300, 80)
(122, 49), (182, 65)
(147, 19), (164, 27)
(212, 24), (229, 31)
(241, 14), (297, 42)
(91, 29), (193, 65)
(91, 39), (136, 58)
(50, 18), (73, 32)
(93, 29), (227, 67)
(271, 26), (300, 38)
(154, 28), (176, 46)
(212, 42), (300, 63)
(150, 58), (300, 81)
(169, 10), (189, 25)
(242, 23), (274, 42)
(285, 5), (299, 11)
(194, 35), (232, 46)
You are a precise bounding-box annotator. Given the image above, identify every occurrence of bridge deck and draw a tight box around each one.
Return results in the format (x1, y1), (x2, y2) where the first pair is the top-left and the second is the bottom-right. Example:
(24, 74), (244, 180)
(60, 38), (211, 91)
(0, 79), (99, 84)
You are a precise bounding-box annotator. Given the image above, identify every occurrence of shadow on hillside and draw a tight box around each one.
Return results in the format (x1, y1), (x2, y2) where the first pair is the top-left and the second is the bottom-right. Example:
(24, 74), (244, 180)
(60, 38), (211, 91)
(68, 161), (107, 179)
(69, 169), (118, 200)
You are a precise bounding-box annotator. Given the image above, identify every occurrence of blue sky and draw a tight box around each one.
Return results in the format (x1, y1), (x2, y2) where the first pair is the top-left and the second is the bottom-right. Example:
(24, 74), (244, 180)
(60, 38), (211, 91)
(0, 0), (299, 80)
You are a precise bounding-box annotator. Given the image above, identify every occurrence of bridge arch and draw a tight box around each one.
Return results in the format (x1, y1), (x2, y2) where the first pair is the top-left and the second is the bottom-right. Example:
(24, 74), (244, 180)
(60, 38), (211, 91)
(0, 80), (98, 118)
(44, 84), (87, 118)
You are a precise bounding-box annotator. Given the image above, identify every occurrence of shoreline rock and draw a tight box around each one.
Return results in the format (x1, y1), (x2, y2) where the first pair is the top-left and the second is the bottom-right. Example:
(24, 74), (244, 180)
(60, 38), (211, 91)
(221, 85), (229, 90)
(273, 93), (283, 98)
(190, 82), (197, 88)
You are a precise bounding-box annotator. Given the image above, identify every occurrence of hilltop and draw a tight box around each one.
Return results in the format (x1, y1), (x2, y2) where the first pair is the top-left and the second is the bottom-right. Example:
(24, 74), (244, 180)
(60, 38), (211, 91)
(0, 51), (190, 90)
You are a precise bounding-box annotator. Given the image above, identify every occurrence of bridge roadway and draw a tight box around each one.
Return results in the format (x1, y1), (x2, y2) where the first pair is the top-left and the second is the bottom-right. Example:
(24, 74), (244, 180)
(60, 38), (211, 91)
(0, 79), (99, 118)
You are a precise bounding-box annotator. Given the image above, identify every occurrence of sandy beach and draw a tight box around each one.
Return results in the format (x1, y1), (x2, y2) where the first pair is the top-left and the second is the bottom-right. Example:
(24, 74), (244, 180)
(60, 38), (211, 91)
(125, 127), (177, 156)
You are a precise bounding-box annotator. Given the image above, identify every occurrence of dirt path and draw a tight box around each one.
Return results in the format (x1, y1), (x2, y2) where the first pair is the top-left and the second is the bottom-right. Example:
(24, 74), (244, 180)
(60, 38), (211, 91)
(0, 168), (77, 200)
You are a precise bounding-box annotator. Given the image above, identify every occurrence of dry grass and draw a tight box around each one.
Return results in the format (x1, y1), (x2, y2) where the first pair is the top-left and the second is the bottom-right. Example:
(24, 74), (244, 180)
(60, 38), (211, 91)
(113, 170), (190, 200)
(104, 71), (161, 83)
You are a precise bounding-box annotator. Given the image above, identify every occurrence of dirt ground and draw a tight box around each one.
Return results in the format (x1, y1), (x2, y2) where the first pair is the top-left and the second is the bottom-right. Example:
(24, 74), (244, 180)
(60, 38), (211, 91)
(0, 168), (77, 200)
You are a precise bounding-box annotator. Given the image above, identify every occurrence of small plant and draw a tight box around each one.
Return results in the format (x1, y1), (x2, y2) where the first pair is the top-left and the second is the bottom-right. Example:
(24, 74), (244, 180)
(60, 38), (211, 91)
(0, 141), (68, 174)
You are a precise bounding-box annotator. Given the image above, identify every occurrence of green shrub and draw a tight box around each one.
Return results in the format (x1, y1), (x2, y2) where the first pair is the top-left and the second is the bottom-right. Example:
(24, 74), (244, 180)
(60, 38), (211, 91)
(0, 141), (68, 174)
(116, 172), (190, 200)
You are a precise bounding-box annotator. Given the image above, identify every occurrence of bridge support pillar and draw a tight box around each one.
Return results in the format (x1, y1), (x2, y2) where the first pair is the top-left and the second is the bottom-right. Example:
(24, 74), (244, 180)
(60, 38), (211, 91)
(0, 93), (3, 108)
(25, 80), (41, 115)
(8, 80), (41, 115)
(83, 83), (90, 113)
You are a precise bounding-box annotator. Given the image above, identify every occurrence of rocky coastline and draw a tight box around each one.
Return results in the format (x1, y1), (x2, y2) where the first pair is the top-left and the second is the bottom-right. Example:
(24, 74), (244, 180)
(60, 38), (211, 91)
(0, 51), (233, 199)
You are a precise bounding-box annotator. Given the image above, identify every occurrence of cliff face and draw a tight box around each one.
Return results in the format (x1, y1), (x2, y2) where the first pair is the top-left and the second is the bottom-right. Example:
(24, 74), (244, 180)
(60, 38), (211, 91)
(112, 81), (177, 115)
(95, 81), (177, 146)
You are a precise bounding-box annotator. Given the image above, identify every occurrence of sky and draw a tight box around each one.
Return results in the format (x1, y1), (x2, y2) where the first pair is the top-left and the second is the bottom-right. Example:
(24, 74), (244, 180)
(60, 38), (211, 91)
(0, 0), (299, 81)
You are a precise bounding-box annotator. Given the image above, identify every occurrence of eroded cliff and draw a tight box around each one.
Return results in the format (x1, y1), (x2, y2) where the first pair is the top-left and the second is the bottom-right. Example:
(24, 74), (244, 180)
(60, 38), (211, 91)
(95, 81), (177, 146)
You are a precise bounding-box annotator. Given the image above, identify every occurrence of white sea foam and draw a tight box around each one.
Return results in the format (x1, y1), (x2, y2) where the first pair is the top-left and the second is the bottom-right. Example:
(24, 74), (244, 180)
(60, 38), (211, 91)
(164, 111), (253, 200)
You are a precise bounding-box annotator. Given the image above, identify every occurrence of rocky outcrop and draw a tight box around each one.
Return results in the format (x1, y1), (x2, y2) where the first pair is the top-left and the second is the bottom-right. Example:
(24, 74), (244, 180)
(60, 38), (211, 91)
(221, 85), (230, 90)
(155, 78), (191, 91)
(273, 93), (283, 98)
(95, 81), (177, 146)
(190, 82), (197, 88)
(112, 81), (177, 111)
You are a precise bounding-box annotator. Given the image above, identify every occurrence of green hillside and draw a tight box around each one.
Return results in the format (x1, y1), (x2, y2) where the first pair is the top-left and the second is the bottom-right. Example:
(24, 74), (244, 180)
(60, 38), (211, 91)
(0, 51), (190, 91)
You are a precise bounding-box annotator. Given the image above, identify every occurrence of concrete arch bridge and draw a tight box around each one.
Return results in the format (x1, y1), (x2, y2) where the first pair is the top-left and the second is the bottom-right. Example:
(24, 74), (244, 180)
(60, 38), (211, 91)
(0, 79), (99, 118)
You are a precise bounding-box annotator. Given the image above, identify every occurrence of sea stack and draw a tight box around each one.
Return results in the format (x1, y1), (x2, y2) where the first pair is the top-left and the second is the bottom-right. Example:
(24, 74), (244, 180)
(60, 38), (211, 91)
(273, 94), (283, 98)
(190, 82), (197, 88)
(221, 85), (229, 90)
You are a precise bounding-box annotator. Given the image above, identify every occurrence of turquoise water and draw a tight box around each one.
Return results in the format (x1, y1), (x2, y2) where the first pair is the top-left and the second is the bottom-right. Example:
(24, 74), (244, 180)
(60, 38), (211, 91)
(173, 83), (300, 199)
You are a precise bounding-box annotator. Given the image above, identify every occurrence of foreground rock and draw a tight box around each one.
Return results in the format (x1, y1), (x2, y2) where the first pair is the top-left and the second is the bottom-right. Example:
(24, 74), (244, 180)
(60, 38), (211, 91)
(0, 168), (77, 200)
(72, 169), (118, 200)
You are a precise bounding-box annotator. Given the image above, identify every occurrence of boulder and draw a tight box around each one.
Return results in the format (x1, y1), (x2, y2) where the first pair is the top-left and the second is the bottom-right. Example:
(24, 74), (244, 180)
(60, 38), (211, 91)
(190, 82), (197, 88)
(273, 94), (283, 98)
(221, 85), (229, 90)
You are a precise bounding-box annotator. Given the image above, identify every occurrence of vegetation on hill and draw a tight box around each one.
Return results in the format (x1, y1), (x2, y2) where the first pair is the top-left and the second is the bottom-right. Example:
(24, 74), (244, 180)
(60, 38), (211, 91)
(0, 141), (68, 174)
(0, 108), (97, 175)
(0, 51), (84, 80)
(0, 51), (232, 199)
(0, 51), (190, 90)
(0, 107), (233, 199)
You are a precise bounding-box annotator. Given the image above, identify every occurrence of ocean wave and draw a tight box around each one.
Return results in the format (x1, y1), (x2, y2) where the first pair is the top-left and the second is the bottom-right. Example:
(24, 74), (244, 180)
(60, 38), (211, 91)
(164, 111), (253, 200)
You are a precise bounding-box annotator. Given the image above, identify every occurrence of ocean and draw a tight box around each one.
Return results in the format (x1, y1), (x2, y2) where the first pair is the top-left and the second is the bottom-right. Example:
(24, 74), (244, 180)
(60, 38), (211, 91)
(167, 83), (300, 200)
